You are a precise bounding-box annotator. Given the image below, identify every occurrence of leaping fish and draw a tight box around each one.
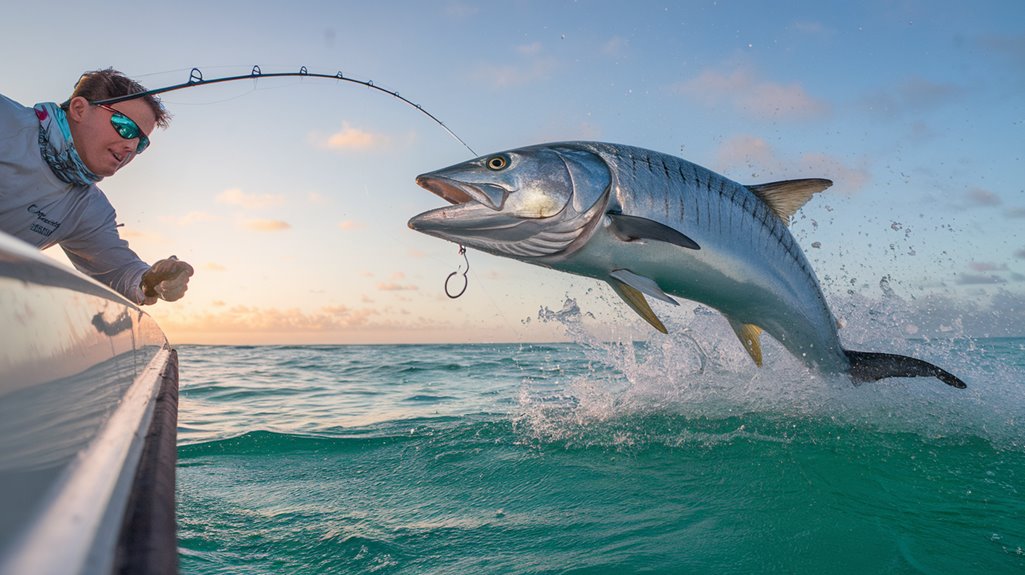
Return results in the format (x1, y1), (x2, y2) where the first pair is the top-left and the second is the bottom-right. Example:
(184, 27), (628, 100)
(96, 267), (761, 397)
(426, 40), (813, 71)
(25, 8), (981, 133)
(408, 141), (966, 389)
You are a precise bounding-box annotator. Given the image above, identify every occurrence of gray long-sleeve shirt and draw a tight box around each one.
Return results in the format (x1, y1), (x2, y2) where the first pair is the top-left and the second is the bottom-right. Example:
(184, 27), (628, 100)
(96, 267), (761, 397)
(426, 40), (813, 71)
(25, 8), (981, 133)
(0, 93), (149, 304)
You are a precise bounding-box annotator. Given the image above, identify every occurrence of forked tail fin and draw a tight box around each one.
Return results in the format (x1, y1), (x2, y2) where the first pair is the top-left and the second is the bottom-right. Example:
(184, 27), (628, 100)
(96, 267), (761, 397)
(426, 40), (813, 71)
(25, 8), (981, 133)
(844, 350), (967, 389)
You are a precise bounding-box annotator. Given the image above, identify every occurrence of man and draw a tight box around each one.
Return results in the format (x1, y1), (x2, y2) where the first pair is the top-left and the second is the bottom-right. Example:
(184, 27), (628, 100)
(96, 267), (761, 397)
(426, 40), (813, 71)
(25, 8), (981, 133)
(0, 68), (192, 305)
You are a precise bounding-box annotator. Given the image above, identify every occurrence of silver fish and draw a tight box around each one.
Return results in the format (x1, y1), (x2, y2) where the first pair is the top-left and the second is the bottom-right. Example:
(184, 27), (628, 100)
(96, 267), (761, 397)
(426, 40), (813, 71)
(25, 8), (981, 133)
(409, 141), (965, 388)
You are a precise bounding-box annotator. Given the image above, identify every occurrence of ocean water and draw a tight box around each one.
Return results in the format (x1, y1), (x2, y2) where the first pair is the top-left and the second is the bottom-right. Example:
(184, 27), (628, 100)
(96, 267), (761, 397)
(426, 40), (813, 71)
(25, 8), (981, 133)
(176, 315), (1025, 574)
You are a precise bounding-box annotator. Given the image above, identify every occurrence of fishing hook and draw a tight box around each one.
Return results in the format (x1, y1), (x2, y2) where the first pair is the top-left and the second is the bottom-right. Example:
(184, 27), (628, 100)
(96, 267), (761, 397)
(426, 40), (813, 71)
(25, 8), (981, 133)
(445, 245), (470, 299)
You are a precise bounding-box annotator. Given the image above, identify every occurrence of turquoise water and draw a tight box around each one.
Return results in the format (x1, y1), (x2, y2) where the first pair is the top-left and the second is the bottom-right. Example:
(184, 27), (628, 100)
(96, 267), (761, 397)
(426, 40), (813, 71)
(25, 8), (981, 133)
(176, 332), (1025, 574)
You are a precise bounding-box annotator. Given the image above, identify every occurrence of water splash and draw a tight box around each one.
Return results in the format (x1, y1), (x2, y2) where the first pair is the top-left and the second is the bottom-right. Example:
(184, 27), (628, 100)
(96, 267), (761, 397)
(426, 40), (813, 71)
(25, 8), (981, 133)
(515, 289), (1025, 451)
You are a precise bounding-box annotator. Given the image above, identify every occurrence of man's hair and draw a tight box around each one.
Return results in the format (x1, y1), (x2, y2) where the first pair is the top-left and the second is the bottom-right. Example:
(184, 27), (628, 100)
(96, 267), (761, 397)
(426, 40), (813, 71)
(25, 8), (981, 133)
(62, 68), (171, 129)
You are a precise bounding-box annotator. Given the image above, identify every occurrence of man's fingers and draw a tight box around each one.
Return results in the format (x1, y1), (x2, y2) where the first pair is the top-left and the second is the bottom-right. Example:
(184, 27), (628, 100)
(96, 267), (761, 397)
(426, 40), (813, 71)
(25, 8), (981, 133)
(154, 274), (190, 301)
(143, 257), (194, 303)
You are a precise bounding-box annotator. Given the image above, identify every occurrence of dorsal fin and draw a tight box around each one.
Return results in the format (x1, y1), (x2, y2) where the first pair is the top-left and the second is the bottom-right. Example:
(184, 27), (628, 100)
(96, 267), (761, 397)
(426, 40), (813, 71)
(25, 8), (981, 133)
(746, 178), (832, 225)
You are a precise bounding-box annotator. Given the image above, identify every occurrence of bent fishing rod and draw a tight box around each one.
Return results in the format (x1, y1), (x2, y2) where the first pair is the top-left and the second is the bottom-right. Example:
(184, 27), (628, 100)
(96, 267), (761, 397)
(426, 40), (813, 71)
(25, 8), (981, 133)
(90, 65), (478, 156)
(95, 65), (480, 297)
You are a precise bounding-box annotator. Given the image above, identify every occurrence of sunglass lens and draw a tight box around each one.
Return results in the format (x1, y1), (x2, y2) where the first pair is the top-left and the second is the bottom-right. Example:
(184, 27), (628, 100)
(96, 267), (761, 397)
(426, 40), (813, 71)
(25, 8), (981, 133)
(110, 113), (138, 138)
(110, 113), (149, 154)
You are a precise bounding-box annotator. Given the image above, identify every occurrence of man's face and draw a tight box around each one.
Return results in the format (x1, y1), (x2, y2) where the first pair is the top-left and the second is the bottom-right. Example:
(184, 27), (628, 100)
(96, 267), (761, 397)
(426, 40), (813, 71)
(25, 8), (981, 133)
(67, 96), (157, 177)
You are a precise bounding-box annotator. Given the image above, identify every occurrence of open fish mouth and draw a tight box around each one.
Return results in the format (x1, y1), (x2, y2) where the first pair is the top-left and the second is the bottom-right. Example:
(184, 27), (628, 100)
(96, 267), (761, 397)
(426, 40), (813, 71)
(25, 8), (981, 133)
(409, 173), (522, 240)
(415, 175), (508, 211)
(415, 175), (473, 205)
(408, 175), (515, 236)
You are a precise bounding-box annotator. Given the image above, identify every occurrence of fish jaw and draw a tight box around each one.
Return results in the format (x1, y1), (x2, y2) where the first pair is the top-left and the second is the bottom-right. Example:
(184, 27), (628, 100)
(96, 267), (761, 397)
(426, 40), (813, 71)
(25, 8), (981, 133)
(415, 174), (509, 211)
(408, 197), (547, 253)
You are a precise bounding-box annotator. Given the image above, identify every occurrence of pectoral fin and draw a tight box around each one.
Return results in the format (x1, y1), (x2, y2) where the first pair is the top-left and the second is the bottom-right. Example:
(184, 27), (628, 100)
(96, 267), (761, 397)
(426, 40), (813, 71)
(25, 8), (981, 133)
(607, 213), (700, 250)
(727, 319), (764, 367)
(608, 277), (668, 334)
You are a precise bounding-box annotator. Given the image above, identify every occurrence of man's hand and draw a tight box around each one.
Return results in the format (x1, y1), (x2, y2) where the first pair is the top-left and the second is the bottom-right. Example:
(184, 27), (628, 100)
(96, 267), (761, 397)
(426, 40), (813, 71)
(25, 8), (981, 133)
(141, 256), (194, 305)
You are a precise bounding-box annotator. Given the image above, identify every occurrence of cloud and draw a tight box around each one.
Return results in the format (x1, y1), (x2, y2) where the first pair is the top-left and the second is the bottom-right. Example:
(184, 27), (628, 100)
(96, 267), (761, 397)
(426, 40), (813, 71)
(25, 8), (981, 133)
(713, 135), (775, 172)
(445, 2), (479, 18)
(158, 304), (379, 333)
(162, 211), (220, 227)
(1016, 249), (1025, 259)
(674, 67), (829, 121)
(791, 20), (833, 37)
(898, 77), (961, 106)
(377, 282), (419, 292)
(516, 42), (543, 56)
(743, 83), (828, 119)
(243, 219), (291, 232)
(118, 228), (165, 242)
(316, 122), (386, 151)
(956, 273), (1006, 285)
(978, 33), (1025, 78)
(602, 36), (629, 57)
(475, 43), (558, 88)
(1007, 207), (1025, 218)
(797, 153), (871, 192)
(969, 262), (1009, 272)
(217, 188), (285, 210)
(966, 187), (1002, 207)
(713, 135), (870, 192)
(860, 77), (962, 118)
(879, 289), (1025, 338)
(338, 220), (365, 231)
(203, 262), (227, 272)
(905, 121), (937, 142)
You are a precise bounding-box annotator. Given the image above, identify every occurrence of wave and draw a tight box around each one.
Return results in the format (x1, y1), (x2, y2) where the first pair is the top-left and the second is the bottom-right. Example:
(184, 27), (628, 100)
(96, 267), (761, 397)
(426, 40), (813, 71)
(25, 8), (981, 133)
(179, 428), (418, 458)
(177, 415), (509, 456)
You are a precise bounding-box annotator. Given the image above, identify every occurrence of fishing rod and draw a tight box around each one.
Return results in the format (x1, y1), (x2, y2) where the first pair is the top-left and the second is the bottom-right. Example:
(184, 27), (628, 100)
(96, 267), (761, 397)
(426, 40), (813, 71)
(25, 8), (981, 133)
(91, 65), (478, 157)
(94, 65), (480, 298)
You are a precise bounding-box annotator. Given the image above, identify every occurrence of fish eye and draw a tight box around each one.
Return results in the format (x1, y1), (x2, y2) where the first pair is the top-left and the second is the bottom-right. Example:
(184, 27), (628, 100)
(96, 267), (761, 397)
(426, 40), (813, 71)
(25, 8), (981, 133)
(486, 155), (509, 171)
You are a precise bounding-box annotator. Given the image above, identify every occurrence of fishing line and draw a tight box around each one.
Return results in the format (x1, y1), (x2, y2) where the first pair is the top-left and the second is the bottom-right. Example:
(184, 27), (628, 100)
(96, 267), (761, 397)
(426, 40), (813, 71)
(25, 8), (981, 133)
(95, 65), (480, 299)
(91, 65), (478, 157)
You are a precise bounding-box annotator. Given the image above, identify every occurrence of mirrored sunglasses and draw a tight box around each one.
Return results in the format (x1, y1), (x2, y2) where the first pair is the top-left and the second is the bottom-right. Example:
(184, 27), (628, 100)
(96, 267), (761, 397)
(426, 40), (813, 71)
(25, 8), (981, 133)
(95, 104), (150, 154)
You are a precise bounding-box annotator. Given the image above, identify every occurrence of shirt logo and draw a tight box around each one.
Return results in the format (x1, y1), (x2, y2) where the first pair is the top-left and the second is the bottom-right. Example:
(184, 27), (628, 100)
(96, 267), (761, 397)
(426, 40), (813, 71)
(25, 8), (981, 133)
(28, 204), (61, 237)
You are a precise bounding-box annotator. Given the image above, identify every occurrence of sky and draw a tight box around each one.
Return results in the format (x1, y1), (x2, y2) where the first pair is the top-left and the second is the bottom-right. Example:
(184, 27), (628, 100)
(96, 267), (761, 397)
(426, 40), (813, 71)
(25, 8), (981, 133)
(2, 1), (1023, 344)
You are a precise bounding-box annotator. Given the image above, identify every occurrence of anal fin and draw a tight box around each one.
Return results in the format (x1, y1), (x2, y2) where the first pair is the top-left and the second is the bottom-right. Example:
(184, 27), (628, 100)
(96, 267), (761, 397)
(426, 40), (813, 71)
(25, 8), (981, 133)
(608, 277), (669, 334)
(728, 319), (764, 367)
